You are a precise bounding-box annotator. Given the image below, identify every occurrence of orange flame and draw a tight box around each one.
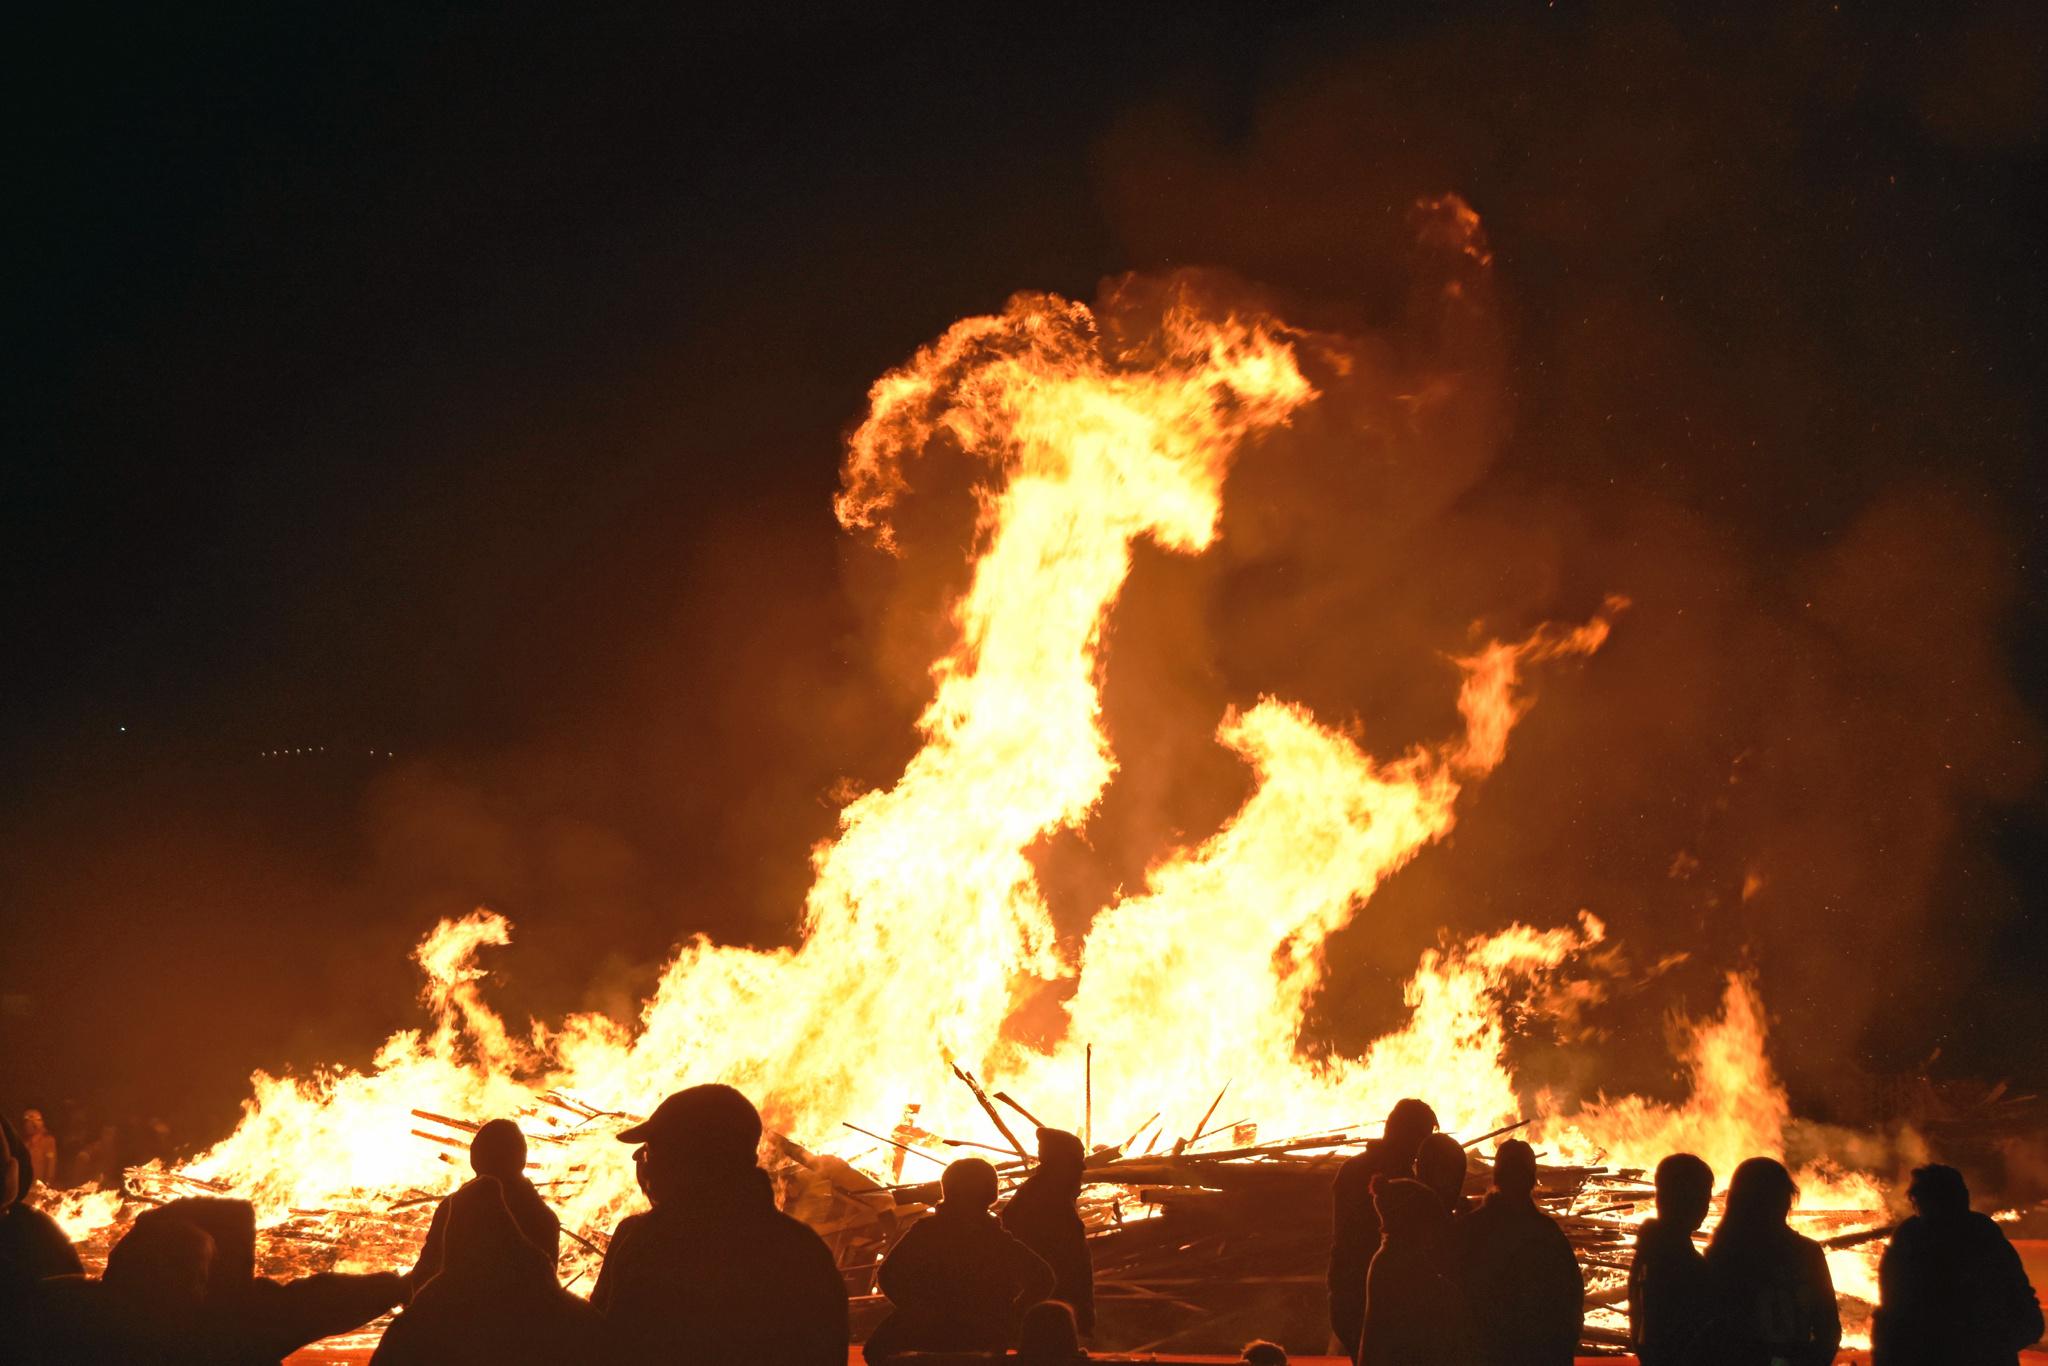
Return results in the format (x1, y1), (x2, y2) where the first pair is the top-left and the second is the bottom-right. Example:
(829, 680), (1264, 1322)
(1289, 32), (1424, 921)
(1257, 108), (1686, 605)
(52, 261), (1882, 1321)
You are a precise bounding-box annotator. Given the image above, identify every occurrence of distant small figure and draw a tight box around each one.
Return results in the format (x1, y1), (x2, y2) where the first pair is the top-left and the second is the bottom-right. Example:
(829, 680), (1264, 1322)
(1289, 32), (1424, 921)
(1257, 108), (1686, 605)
(1452, 1138), (1582, 1366)
(591, 1085), (847, 1366)
(1015, 1298), (1085, 1365)
(1001, 1127), (1095, 1335)
(1872, 1163), (2043, 1366)
(1414, 1132), (1472, 1216)
(371, 1176), (598, 1366)
(1241, 1337), (1289, 1365)
(1628, 1152), (1714, 1366)
(1330, 1097), (1437, 1357)
(865, 1157), (1054, 1361)
(409, 1118), (561, 1289)
(21, 1111), (58, 1189)
(1687, 1157), (1840, 1366)
(1357, 1174), (1468, 1366)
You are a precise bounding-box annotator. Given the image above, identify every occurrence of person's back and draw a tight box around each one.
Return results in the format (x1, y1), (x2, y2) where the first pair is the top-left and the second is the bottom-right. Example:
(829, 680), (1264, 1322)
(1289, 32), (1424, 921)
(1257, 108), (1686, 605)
(408, 1119), (561, 1289)
(1629, 1153), (1714, 1366)
(1330, 1098), (1437, 1357)
(1358, 1176), (1466, 1366)
(1692, 1157), (1839, 1366)
(371, 1177), (595, 1366)
(1872, 1164), (2043, 1366)
(599, 1163), (846, 1363)
(1001, 1127), (1094, 1335)
(868, 1159), (1054, 1360)
(1453, 1140), (1581, 1366)
(593, 1084), (847, 1366)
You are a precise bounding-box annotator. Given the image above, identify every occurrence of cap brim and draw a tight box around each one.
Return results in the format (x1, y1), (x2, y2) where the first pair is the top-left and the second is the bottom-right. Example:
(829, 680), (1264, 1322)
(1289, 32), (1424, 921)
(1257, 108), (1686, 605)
(616, 1121), (653, 1143)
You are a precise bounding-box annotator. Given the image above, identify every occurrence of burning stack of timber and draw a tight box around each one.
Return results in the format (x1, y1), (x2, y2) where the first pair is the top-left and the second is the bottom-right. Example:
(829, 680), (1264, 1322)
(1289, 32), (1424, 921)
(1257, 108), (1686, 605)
(57, 1075), (1901, 1356)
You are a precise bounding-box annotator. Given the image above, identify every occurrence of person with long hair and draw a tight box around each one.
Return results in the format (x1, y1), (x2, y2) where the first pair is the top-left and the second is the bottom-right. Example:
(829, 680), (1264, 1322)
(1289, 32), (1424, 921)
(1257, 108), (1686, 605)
(1688, 1157), (1840, 1366)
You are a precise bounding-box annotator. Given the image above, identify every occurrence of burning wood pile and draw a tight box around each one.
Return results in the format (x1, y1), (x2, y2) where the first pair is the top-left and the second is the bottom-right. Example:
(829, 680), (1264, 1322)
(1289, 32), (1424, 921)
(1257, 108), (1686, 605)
(53, 1064), (1901, 1358)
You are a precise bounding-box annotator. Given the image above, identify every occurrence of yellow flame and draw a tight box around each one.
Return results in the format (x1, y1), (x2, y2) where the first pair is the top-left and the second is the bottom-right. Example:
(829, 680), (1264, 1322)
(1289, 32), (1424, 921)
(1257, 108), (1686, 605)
(52, 270), (1881, 1297)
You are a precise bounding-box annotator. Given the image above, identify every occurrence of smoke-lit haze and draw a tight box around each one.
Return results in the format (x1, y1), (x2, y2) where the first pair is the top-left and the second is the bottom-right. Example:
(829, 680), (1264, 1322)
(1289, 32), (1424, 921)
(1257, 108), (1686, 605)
(4, 7), (2043, 1156)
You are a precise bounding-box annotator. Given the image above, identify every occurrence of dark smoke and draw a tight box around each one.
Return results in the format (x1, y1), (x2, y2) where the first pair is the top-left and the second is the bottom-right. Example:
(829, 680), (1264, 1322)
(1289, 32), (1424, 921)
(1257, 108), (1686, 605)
(3, 6), (2042, 1157)
(1070, 5), (2047, 1115)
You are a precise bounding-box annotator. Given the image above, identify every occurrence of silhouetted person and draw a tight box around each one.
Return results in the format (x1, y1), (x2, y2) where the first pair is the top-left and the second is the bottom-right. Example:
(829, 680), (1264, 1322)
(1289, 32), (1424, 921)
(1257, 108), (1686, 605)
(1687, 1157), (1839, 1366)
(371, 1176), (598, 1366)
(0, 1111), (83, 1285)
(865, 1157), (1054, 1361)
(1356, 1175), (1469, 1366)
(1415, 1132), (1472, 1216)
(23, 1110), (59, 1188)
(1452, 1139), (1581, 1366)
(1330, 1097), (1437, 1356)
(1628, 1152), (1714, 1366)
(409, 1118), (560, 1289)
(154, 1196), (406, 1364)
(1872, 1163), (2043, 1366)
(1241, 1339), (1288, 1366)
(1016, 1298), (1086, 1365)
(591, 1084), (847, 1366)
(1001, 1126), (1095, 1335)
(26, 1204), (217, 1364)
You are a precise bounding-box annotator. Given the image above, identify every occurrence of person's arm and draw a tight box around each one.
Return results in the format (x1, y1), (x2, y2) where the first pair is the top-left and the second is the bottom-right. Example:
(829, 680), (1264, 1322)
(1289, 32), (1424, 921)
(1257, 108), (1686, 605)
(365, 1304), (417, 1366)
(1004, 1231), (1056, 1308)
(589, 1215), (639, 1316)
(246, 1271), (408, 1358)
(1547, 1222), (1585, 1349)
(1626, 1231), (1649, 1349)
(802, 1231), (852, 1366)
(1798, 1241), (1840, 1366)
(406, 1201), (448, 1289)
(1992, 1234), (2045, 1351)
(876, 1221), (936, 1308)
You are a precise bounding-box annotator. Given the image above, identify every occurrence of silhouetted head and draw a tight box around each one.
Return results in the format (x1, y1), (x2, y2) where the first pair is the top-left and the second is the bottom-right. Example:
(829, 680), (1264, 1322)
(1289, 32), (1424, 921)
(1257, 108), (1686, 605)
(941, 1157), (1000, 1211)
(1382, 1099), (1438, 1160)
(443, 1175), (551, 1283)
(1722, 1157), (1796, 1230)
(1491, 1139), (1538, 1197)
(1017, 1298), (1081, 1363)
(1654, 1153), (1715, 1232)
(156, 1197), (258, 1294)
(1370, 1174), (1443, 1240)
(470, 1119), (527, 1180)
(1414, 1131), (1468, 1209)
(1036, 1127), (1085, 1178)
(106, 1207), (215, 1316)
(1241, 1339), (1288, 1366)
(1906, 1163), (1969, 1217)
(619, 1084), (763, 1200)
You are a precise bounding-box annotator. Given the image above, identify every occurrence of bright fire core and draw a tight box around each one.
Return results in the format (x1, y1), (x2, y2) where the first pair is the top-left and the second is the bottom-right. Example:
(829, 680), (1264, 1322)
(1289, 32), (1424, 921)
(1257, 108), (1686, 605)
(54, 236), (1889, 1328)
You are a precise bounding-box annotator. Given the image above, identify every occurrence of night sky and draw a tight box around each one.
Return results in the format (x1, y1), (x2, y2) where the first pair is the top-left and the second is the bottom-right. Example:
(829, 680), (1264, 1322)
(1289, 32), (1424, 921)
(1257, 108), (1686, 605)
(6, 6), (2045, 1154)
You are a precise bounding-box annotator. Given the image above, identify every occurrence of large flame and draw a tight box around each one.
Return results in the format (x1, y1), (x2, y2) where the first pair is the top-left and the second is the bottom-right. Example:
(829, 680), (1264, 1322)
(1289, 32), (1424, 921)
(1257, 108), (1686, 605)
(53, 253), (1884, 1328)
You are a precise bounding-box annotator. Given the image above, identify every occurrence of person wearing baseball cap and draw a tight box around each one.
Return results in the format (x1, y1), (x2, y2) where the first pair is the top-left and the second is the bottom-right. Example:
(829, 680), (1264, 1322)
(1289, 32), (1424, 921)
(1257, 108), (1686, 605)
(591, 1085), (847, 1365)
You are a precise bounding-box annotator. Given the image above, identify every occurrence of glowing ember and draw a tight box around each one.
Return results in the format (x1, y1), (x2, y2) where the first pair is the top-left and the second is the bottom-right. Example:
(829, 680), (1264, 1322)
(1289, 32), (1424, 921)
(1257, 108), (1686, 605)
(50, 213), (1892, 1344)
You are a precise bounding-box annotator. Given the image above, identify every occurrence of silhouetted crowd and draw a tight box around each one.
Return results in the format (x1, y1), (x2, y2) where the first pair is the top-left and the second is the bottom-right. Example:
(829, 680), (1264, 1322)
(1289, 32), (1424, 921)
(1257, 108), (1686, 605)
(3, 1090), (2042, 1364)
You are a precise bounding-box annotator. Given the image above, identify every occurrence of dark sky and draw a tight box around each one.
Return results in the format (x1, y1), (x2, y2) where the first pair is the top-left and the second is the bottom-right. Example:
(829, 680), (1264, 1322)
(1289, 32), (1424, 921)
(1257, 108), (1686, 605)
(6, 5), (2045, 1149)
